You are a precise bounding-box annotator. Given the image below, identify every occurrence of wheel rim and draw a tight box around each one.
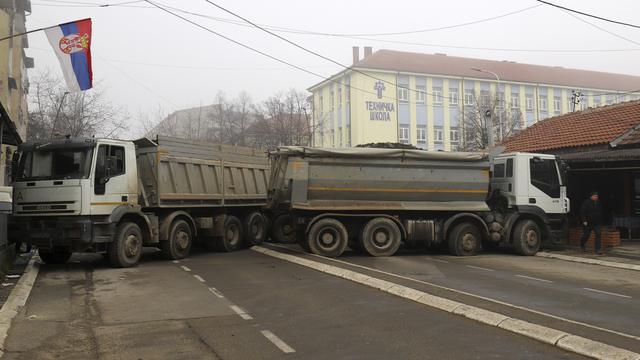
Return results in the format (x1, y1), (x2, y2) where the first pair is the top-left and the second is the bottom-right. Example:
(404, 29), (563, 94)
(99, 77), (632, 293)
(124, 233), (140, 258)
(282, 224), (293, 236)
(525, 228), (539, 248)
(226, 224), (240, 246)
(461, 232), (477, 252)
(250, 217), (263, 238)
(371, 227), (392, 250)
(176, 230), (190, 251)
(317, 227), (339, 251)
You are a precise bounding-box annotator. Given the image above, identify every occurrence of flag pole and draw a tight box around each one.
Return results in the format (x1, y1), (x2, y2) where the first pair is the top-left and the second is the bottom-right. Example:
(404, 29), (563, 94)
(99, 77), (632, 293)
(0, 18), (92, 42)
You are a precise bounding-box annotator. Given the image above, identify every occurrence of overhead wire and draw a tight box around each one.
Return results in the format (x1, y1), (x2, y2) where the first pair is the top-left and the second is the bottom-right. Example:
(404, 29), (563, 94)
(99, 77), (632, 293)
(536, 0), (640, 29)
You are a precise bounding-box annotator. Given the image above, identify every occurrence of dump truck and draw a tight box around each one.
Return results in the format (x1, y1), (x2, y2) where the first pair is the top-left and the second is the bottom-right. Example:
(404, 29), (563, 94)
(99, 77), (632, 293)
(9, 136), (269, 267)
(266, 147), (569, 257)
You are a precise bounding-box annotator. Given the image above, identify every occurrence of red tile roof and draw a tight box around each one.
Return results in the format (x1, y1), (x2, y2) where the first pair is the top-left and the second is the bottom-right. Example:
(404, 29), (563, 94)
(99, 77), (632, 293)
(352, 50), (640, 91)
(504, 100), (640, 152)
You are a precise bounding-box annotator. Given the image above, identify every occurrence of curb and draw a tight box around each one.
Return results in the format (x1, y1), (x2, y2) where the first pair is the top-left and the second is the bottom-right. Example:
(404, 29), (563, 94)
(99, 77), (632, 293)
(0, 255), (40, 356)
(536, 252), (640, 272)
(253, 246), (640, 360)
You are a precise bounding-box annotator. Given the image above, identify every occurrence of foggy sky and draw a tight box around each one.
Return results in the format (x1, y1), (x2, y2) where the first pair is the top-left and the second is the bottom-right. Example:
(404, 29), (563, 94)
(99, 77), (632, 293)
(27, 0), (640, 136)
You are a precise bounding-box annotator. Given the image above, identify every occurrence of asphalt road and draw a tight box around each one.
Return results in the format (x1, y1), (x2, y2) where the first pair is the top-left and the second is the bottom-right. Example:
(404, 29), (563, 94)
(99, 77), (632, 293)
(2, 247), (586, 359)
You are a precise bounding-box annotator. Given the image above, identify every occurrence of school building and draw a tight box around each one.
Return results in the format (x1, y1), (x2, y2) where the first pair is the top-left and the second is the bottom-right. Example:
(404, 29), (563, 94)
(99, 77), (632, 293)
(308, 47), (640, 150)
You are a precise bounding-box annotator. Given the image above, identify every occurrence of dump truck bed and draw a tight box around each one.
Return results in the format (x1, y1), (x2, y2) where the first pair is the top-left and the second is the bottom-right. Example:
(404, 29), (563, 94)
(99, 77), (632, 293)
(136, 136), (269, 208)
(270, 147), (491, 212)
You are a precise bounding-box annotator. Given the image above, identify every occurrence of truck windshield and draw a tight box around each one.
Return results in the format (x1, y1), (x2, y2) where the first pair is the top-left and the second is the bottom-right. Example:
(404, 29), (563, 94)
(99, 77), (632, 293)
(16, 148), (94, 181)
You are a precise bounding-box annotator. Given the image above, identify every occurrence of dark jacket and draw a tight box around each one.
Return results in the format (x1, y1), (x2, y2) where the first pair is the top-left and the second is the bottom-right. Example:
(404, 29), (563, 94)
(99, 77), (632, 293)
(580, 199), (603, 225)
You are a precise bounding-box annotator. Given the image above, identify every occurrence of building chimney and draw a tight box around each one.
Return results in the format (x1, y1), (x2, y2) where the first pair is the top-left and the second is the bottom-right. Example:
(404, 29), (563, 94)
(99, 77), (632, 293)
(364, 46), (372, 57)
(352, 46), (360, 65)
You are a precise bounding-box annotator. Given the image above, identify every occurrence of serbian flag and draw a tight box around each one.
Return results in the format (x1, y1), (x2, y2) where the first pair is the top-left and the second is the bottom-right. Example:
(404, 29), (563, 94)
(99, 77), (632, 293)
(45, 18), (93, 92)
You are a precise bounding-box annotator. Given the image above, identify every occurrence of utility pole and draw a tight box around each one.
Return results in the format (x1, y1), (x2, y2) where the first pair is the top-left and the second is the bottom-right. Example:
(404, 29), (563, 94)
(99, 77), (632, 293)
(471, 68), (502, 144)
(571, 90), (582, 112)
(50, 91), (70, 139)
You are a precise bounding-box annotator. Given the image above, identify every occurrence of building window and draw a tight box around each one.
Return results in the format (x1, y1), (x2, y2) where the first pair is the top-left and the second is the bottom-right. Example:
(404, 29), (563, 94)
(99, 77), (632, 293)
(511, 94), (519, 109)
(496, 92), (504, 109)
(398, 87), (409, 102)
(464, 90), (474, 106)
(416, 85), (426, 104)
(346, 125), (351, 147)
(330, 91), (335, 110)
(606, 95), (614, 105)
(399, 126), (410, 143)
(417, 127), (426, 141)
(337, 87), (342, 109)
(338, 128), (343, 147)
(525, 96), (534, 111)
(593, 97), (600, 108)
(434, 127), (443, 143)
(480, 91), (490, 107)
(433, 87), (443, 105)
(450, 128), (460, 144)
(538, 97), (547, 111)
(449, 89), (459, 105)
(346, 85), (350, 103)
(553, 97), (561, 112)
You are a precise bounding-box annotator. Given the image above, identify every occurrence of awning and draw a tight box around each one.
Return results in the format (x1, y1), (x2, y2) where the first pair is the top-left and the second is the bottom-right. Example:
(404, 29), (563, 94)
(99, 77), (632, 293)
(0, 101), (22, 146)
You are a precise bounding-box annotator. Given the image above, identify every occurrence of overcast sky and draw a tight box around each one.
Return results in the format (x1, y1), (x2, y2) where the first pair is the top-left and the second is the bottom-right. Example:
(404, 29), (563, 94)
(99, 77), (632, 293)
(27, 0), (640, 136)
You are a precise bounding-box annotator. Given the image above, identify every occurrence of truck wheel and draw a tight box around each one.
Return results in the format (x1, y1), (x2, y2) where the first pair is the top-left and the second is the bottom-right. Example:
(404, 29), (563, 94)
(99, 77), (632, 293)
(447, 222), (481, 256)
(270, 214), (296, 243)
(360, 218), (401, 257)
(216, 216), (243, 252)
(38, 249), (71, 264)
(243, 211), (267, 246)
(161, 219), (192, 260)
(306, 218), (348, 257)
(513, 220), (541, 256)
(108, 222), (143, 268)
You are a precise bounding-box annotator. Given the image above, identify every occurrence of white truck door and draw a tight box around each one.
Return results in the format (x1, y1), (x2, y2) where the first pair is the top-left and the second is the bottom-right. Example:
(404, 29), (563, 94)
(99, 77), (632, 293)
(91, 143), (130, 215)
(528, 157), (564, 214)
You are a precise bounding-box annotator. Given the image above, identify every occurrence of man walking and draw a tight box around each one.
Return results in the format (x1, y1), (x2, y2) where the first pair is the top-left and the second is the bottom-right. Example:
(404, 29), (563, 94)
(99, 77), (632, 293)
(580, 192), (604, 254)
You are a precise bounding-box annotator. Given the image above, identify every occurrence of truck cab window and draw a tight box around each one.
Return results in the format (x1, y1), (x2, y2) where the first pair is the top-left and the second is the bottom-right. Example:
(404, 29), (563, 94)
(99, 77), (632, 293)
(493, 163), (505, 178)
(530, 158), (560, 198)
(506, 159), (513, 178)
(109, 146), (125, 177)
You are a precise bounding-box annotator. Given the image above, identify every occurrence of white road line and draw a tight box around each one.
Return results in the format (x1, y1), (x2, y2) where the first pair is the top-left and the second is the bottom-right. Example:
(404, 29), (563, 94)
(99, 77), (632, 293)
(230, 305), (253, 320)
(514, 275), (554, 283)
(193, 274), (205, 283)
(261, 244), (640, 342)
(180, 265), (191, 272)
(583, 287), (632, 299)
(172, 260), (179, 264)
(208, 287), (224, 298)
(260, 330), (295, 354)
(431, 258), (450, 264)
(466, 265), (494, 272)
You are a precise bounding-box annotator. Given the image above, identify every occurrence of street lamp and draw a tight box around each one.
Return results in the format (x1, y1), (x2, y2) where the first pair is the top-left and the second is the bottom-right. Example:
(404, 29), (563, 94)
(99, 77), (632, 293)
(471, 68), (502, 147)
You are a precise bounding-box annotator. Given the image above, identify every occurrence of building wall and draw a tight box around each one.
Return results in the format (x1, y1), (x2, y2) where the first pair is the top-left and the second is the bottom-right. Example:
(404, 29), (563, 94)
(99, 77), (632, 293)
(311, 69), (637, 150)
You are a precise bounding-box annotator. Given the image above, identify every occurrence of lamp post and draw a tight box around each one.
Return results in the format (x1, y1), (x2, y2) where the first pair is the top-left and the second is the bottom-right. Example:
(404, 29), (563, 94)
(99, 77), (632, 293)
(471, 68), (502, 147)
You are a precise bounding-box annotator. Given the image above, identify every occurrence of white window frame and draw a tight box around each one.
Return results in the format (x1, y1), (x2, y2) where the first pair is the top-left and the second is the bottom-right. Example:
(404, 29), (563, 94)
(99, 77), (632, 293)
(433, 87), (443, 105)
(399, 126), (410, 141)
(525, 96), (534, 111)
(435, 128), (443, 142)
(337, 87), (342, 109)
(398, 87), (409, 102)
(538, 97), (547, 111)
(553, 97), (561, 112)
(449, 90), (459, 105)
(416, 87), (426, 104)
(511, 95), (519, 109)
(416, 127), (426, 141)
(496, 92), (504, 109)
(464, 91), (474, 106)
(450, 128), (460, 143)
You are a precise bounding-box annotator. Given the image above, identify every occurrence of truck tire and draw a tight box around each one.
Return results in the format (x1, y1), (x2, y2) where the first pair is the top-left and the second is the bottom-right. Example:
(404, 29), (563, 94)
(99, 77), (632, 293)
(161, 219), (192, 260)
(513, 219), (541, 256)
(38, 249), (71, 264)
(306, 218), (348, 257)
(270, 213), (296, 243)
(360, 218), (402, 257)
(447, 222), (481, 256)
(243, 211), (267, 246)
(215, 216), (243, 252)
(108, 222), (143, 268)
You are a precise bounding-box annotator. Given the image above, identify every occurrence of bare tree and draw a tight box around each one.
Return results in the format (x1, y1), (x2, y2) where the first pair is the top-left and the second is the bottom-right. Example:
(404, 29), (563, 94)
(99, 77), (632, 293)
(27, 69), (129, 141)
(460, 91), (521, 151)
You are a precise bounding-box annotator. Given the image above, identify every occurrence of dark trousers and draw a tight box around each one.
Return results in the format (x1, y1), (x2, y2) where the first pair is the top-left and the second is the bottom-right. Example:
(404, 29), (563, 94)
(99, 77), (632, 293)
(580, 223), (601, 251)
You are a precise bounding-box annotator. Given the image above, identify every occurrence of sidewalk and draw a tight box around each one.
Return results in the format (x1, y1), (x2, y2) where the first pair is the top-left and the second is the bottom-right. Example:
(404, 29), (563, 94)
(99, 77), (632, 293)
(538, 242), (640, 271)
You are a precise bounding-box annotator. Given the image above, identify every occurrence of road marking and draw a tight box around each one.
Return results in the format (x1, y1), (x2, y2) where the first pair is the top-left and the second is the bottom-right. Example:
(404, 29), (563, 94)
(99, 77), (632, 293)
(466, 265), (494, 272)
(260, 330), (295, 354)
(208, 287), (224, 298)
(230, 305), (253, 320)
(193, 274), (205, 283)
(514, 275), (554, 283)
(172, 260), (179, 264)
(430, 258), (450, 264)
(583, 288), (631, 299)
(261, 244), (640, 342)
(180, 265), (191, 272)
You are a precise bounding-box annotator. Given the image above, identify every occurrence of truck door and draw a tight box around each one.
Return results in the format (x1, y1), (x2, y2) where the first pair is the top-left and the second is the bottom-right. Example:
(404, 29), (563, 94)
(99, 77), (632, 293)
(528, 157), (563, 214)
(91, 144), (129, 214)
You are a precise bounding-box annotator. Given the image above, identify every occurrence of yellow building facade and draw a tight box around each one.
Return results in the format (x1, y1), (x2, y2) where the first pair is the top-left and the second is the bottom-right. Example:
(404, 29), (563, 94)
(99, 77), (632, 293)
(309, 48), (640, 150)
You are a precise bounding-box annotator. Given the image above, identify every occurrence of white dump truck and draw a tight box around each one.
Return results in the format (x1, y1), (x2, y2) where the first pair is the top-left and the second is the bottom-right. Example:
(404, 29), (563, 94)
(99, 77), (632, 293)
(266, 147), (570, 257)
(9, 136), (269, 267)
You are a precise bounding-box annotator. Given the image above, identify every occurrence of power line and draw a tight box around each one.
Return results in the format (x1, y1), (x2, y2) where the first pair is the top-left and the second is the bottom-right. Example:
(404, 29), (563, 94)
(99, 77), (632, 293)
(536, 0), (640, 29)
(561, 8), (640, 47)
